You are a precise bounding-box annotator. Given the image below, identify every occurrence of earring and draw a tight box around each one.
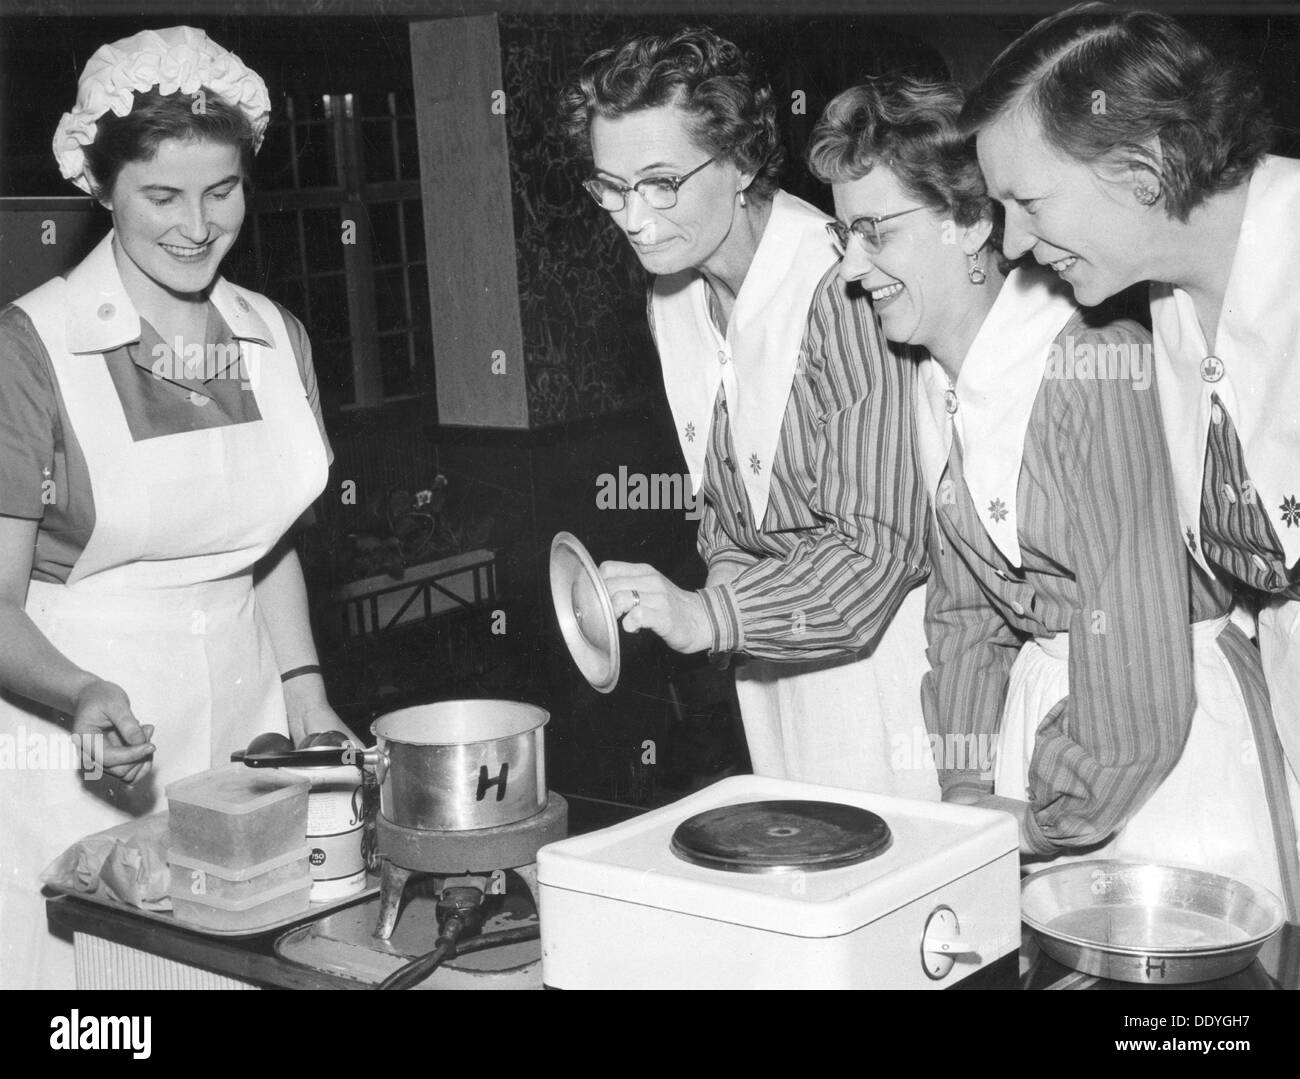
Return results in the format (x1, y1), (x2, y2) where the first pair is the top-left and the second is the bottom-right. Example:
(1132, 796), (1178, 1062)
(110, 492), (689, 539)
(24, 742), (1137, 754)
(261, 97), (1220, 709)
(739, 190), (748, 208)
(966, 251), (987, 285)
(1135, 183), (1160, 206)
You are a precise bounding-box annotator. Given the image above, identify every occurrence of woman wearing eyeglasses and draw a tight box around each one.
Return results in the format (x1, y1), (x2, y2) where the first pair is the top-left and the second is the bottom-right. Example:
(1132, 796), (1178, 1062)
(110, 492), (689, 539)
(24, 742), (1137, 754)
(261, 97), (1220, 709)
(806, 76), (1291, 896)
(558, 29), (936, 797)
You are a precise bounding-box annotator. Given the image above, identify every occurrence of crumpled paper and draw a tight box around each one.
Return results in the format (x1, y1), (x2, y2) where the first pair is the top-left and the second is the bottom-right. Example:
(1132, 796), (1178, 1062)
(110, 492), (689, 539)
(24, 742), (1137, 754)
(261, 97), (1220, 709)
(41, 812), (172, 911)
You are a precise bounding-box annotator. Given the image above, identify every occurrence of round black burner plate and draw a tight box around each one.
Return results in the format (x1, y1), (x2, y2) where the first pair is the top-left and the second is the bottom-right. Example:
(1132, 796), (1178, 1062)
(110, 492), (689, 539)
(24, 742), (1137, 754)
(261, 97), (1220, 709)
(670, 799), (892, 873)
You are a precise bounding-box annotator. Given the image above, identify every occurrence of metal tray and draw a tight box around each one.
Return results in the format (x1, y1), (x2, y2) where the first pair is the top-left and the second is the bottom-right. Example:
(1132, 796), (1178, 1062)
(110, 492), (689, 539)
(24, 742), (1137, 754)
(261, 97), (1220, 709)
(1021, 860), (1286, 984)
(48, 874), (381, 939)
(43, 811), (379, 940)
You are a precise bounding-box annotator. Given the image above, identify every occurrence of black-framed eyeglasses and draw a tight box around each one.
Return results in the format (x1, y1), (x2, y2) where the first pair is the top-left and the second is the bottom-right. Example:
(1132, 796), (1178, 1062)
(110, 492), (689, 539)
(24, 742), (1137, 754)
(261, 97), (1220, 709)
(826, 206), (927, 255)
(583, 156), (718, 213)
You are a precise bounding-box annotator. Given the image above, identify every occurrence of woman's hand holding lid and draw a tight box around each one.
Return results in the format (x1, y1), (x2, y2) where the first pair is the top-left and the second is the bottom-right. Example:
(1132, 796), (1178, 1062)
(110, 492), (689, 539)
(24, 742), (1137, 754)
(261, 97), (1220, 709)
(601, 559), (713, 655)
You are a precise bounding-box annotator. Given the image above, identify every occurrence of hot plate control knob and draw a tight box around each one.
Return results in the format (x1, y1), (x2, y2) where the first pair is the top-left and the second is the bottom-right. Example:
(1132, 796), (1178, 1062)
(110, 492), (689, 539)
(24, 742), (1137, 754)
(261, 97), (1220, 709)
(921, 905), (979, 981)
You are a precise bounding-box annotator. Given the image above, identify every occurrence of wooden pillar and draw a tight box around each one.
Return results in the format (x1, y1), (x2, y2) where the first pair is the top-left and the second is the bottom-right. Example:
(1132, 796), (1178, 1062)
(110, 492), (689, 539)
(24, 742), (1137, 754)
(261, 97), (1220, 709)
(410, 14), (529, 429)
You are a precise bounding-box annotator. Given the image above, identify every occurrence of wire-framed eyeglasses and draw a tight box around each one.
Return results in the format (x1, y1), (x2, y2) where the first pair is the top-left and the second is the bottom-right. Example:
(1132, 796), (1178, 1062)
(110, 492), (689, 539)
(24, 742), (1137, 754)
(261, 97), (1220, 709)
(826, 206), (927, 255)
(583, 156), (718, 213)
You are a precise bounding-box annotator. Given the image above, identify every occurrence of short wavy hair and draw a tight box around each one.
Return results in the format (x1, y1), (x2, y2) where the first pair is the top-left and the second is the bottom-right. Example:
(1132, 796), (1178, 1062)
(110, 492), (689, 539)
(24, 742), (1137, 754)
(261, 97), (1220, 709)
(558, 27), (784, 200)
(807, 76), (994, 236)
(960, 2), (1272, 222)
(84, 88), (255, 199)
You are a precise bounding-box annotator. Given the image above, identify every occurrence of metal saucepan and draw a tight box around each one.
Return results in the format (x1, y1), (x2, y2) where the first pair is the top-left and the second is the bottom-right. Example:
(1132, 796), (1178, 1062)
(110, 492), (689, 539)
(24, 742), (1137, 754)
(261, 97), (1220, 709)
(1021, 860), (1286, 984)
(233, 700), (549, 832)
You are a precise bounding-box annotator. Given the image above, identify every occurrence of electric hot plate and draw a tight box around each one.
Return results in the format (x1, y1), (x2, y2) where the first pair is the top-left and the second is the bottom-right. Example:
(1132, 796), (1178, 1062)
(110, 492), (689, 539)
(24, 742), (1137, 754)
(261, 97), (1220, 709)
(670, 799), (892, 873)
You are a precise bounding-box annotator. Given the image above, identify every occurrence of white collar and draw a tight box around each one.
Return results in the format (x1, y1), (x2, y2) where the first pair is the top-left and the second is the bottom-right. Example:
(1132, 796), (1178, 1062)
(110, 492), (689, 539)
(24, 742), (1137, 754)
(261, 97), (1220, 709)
(915, 263), (1077, 566)
(651, 191), (837, 526)
(1150, 154), (1300, 570)
(64, 230), (273, 354)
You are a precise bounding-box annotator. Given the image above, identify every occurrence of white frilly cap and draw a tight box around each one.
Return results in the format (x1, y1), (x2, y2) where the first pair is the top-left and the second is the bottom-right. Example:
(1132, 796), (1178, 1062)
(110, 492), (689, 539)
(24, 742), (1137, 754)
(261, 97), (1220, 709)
(52, 26), (272, 194)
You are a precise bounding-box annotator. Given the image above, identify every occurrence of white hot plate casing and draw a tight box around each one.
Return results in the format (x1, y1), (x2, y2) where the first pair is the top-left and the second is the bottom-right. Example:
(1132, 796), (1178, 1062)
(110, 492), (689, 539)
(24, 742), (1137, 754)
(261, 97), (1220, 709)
(537, 775), (1020, 989)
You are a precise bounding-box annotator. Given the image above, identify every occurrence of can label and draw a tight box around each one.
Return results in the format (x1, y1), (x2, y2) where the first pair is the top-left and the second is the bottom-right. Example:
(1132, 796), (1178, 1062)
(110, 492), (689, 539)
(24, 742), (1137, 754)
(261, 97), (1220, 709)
(307, 825), (365, 881)
(304, 778), (363, 830)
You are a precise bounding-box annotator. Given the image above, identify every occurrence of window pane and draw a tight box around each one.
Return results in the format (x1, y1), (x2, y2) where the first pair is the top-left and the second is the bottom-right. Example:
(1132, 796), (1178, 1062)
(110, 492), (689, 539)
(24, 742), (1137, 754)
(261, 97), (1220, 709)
(269, 278), (306, 322)
(314, 338), (355, 408)
(301, 92), (331, 123)
(358, 92), (394, 120)
(408, 264), (430, 332)
(309, 273), (352, 343)
(413, 326), (433, 375)
(303, 208), (345, 272)
(403, 199), (425, 262)
(258, 211), (302, 281)
(397, 118), (420, 181)
(221, 235), (260, 290)
(295, 122), (337, 188)
(379, 333), (414, 398)
(369, 202), (402, 267)
(375, 268), (409, 331)
(256, 126), (296, 191)
(361, 119), (396, 183)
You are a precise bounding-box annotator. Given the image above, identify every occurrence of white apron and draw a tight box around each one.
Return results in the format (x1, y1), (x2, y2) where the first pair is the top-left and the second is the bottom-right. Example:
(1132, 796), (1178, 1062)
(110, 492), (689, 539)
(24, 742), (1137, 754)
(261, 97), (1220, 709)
(0, 247), (327, 989)
(1259, 598), (1300, 782)
(995, 618), (1299, 899)
(734, 585), (937, 799)
(1150, 156), (1300, 784)
(651, 193), (936, 799)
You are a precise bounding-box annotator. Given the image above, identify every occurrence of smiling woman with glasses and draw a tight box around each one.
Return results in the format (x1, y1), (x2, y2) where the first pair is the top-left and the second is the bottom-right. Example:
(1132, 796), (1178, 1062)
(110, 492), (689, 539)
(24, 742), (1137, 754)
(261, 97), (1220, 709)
(559, 28), (937, 798)
(807, 74), (1292, 899)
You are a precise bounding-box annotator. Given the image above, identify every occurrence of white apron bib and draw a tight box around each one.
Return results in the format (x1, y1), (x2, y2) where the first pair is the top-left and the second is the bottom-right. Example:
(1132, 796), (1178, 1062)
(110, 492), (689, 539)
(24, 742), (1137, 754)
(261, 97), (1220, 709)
(734, 584), (938, 799)
(994, 618), (1298, 901)
(1149, 157), (1300, 783)
(0, 268), (327, 989)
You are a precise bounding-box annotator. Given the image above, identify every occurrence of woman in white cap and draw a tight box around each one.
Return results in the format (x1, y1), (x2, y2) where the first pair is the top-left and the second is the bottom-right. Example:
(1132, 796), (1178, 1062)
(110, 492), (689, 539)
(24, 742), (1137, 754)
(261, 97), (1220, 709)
(559, 29), (935, 797)
(0, 26), (349, 987)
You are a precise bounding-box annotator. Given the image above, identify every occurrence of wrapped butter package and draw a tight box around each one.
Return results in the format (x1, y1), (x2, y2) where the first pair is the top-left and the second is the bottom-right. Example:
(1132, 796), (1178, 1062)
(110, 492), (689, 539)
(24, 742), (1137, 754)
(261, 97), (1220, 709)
(41, 812), (171, 910)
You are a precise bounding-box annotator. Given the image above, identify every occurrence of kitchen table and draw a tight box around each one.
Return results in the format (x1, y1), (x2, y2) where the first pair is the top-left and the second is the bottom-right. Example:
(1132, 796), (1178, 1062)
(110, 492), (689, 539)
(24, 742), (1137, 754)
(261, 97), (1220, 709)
(42, 791), (1300, 990)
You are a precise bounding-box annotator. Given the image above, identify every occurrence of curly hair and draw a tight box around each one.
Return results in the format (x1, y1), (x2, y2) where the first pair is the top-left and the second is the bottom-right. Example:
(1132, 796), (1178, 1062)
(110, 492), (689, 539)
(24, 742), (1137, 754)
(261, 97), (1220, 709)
(84, 88), (255, 199)
(807, 76), (994, 236)
(558, 27), (784, 200)
(960, 2), (1272, 222)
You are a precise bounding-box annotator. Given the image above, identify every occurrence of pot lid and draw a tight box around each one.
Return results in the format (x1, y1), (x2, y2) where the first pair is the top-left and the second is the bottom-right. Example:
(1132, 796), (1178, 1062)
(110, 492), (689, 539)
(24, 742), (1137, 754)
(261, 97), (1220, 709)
(549, 531), (620, 693)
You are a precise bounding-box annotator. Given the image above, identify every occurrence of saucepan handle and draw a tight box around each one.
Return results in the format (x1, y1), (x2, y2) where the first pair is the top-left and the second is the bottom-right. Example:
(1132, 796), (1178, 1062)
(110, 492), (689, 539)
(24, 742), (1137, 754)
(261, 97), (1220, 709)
(231, 747), (381, 771)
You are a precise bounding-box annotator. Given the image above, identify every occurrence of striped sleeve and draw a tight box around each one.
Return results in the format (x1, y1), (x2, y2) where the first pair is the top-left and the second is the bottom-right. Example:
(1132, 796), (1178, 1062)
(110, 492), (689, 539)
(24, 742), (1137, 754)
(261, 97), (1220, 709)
(697, 269), (930, 660)
(920, 521), (1023, 801)
(1023, 326), (1195, 854)
(696, 496), (761, 585)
